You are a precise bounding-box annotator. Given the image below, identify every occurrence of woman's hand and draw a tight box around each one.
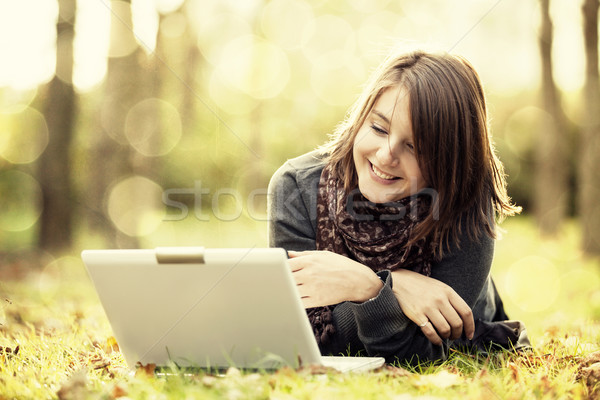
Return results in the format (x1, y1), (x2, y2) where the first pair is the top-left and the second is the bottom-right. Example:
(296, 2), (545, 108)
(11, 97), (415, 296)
(288, 250), (384, 309)
(391, 269), (474, 346)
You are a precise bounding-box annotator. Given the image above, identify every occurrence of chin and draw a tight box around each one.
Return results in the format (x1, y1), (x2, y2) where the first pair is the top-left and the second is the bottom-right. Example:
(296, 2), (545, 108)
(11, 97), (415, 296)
(360, 188), (401, 204)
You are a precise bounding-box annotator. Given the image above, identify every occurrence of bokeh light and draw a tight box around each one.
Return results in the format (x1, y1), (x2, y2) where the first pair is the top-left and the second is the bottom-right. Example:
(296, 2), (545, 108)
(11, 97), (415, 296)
(0, 1), (56, 90)
(215, 35), (290, 99)
(357, 11), (411, 58)
(107, 1), (140, 58)
(260, 0), (314, 51)
(0, 88), (38, 114)
(348, 0), (392, 13)
(504, 255), (560, 313)
(503, 106), (550, 158)
(160, 11), (187, 39)
(209, 73), (258, 115)
(550, 0), (586, 92)
(107, 175), (165, 237)
(154, 0), (185, 15)
(301, 14), (356, 71)
(73, 0), (110, 92)
(0, 170), (42, 232)
(310, 61), (365, 106)
(125, 98), (182, 157)
(195, 12), (252, 66)
(287, 89), (320, 128)
(132, 0), (159, 53)
(0, 107), (49, 164)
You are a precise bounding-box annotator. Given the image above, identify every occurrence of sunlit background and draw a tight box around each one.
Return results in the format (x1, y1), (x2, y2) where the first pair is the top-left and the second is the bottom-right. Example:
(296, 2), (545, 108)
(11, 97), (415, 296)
(0, 0), (599, 333)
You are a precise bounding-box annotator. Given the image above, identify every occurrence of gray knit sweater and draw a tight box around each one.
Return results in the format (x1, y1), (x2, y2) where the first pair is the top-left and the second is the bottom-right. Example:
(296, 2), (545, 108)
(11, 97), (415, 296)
(267, 150), (504, 363)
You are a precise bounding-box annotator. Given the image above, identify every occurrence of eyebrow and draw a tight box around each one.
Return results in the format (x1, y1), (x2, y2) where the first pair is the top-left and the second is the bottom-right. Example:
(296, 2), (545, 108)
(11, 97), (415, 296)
(371, 109), (390, 125)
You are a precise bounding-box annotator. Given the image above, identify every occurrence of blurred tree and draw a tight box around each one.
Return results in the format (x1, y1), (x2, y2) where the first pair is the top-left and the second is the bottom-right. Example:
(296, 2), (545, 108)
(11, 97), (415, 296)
(131, 11), (163, 182)
(86, 0), (149, 248)
(534, 0), (569, 235)
(580, 0), (600, 254)
(179, 7), (201, 138)
(247, 2), (266, 193)
(37, 0), (77, 252)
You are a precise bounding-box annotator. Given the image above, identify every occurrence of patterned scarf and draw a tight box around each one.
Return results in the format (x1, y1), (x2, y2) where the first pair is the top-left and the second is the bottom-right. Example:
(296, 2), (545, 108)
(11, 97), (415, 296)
(309, 164), (435, 346)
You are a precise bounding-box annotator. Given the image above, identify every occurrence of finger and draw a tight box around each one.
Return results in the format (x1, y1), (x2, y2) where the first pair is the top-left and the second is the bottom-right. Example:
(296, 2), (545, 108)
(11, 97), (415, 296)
(288, 250), (301, 258)
(301, 296), (321, 309)
(296, 281), (307, 296)
(448, 293), (475, 339)
(427, 311), (453, 340)
(437, 302), (465, 340)
(288, 250), (314, 258)
(418, 320), (443, 346)
(291, 267), (306, 284)
(288, 258), (304, 272)
(300, 296), (311, 308)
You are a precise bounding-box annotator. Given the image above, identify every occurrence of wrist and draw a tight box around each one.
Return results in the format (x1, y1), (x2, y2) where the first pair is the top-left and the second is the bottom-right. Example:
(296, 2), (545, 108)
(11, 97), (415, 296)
(356, 271), (385, 303)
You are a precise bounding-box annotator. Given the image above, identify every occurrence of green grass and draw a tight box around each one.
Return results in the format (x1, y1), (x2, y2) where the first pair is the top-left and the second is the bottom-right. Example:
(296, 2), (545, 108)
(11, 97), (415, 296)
(1, 216), (599, 399)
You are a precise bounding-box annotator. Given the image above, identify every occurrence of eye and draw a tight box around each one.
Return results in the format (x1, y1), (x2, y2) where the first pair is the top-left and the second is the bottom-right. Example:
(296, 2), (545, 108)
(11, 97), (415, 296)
(406, 142), (414, 151)
(370, 124), (388, 135)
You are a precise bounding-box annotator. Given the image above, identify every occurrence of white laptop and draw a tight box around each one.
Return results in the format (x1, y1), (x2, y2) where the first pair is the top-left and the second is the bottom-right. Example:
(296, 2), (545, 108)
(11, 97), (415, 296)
(81, 247), (385, 373)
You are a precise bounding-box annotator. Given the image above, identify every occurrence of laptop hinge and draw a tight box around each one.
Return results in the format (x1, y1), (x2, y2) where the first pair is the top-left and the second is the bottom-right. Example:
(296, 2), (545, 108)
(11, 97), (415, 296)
(155, 247), (205, 264)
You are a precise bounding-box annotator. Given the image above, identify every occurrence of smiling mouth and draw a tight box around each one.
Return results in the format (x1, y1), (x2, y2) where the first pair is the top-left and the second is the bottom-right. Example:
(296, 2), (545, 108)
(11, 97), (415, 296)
(370, 162), (401, 180)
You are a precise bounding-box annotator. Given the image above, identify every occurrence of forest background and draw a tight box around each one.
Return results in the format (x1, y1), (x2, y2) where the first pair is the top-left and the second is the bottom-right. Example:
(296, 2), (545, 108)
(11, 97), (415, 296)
(0, 0), (600, 338)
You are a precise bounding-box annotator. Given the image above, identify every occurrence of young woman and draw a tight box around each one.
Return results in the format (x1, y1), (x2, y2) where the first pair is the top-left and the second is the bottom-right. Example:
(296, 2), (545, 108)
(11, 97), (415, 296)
(267, 50), (529, 364)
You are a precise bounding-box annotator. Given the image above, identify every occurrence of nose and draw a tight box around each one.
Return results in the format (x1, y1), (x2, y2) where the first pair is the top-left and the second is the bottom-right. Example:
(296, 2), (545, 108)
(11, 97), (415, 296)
(376, 141), (400, 167)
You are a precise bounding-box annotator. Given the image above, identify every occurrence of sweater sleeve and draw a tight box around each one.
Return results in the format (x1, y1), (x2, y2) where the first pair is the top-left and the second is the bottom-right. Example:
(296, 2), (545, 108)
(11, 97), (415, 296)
(267, 153), (494, 364)
(325, 232), (494, 364)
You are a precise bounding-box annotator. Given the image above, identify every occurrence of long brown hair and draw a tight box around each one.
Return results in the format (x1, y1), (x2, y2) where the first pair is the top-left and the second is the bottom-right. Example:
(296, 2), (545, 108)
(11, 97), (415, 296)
(320, 50), (521, 257)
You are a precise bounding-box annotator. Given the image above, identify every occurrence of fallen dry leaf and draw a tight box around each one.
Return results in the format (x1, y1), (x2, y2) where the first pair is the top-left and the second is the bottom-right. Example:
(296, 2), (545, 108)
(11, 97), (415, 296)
(580, 351), (600, 367)
(475, 368), (488, 380)
(539, 375), (552, 393)
(105, 336), (120, 353)
(382, 365), (412, 378)
(270, 365), (295, 387)
(507, 362), (520, 382)
(545, 325), (561, 338)
(0, 345), (19, 364)
(90, 355), (111, 370)
(0, 345), (19, 356)
(111, 383), (128, 399)
(135, 362), (156, 378)
(578, 361), (600, 396)
(296, 364), (338, 375)
(201, 375), (218, 387)
(274, 366), (296, 377)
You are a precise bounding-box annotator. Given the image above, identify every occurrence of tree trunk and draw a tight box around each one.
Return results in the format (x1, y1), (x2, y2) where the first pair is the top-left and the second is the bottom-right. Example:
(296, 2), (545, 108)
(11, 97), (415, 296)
(180, 6), (202, 138)
(579, 0), (600, 254)
(37, 0), (76, 252)
(534, 0), (568, 235)
(85, 0), (146, 248)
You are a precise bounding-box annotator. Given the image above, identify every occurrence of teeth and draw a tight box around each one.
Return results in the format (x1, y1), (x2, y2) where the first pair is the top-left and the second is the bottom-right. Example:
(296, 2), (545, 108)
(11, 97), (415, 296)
(372, 164), (397, 180)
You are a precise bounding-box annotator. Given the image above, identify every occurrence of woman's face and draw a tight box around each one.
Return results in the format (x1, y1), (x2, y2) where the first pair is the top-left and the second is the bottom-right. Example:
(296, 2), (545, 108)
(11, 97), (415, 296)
(352, 85), (427, 203)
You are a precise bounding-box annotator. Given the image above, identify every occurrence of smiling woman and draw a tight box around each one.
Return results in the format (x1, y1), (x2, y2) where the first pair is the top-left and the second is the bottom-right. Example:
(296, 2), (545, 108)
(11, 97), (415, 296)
(267, 49), (528, 365)
(352, 86), (426, 204)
